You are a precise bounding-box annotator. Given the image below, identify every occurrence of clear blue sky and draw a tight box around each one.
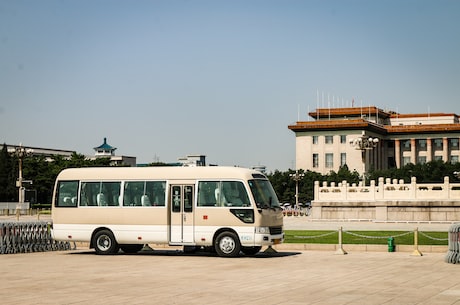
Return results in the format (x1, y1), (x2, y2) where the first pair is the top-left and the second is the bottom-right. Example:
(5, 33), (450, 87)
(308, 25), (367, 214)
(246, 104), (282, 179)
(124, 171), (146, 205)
(1, 0), (459, 171)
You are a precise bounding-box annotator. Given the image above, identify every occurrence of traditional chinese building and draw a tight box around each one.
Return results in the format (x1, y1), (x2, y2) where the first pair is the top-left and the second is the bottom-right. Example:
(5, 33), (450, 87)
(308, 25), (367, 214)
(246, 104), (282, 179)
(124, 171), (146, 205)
(288, 107), (460, 178)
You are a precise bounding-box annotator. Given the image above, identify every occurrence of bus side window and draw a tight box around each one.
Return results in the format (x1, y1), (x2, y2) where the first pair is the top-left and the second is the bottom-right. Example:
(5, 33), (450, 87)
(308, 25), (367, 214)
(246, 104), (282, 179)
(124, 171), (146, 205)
(198, 181), (218, 207)
(80, 182), (121, 206)
(147, 181), (166, 206)
(221, 181), (250, 207)
(56, 181), (79, 207)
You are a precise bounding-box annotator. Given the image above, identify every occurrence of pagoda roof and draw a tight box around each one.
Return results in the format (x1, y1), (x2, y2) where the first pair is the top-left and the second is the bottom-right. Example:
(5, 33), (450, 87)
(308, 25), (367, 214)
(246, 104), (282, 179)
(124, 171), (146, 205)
(94, 137), (117, 151)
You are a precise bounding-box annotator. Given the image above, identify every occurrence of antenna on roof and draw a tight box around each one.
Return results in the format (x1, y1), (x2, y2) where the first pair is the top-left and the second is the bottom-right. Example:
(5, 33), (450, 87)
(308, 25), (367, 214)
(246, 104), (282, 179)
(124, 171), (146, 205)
(297, 104), (300, 121)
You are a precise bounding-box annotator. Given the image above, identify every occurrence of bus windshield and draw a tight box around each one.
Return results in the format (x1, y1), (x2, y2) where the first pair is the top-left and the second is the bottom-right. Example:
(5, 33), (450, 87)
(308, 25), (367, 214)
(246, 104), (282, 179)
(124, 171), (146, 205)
(248, 179), (281, 209)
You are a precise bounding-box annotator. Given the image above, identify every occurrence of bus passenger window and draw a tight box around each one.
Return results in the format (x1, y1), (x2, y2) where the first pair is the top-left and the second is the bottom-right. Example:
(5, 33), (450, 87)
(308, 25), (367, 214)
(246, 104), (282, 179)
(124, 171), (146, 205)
(124, 181), (166, 207)
(148, 181), (166, 206)
(80, 181), (121, 207)
(197, 182), (218, 206)
(56, 181), (79, 207)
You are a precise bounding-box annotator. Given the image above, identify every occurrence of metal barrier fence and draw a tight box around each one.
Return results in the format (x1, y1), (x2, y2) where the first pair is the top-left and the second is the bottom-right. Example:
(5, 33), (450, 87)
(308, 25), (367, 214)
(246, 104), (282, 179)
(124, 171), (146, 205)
(0, 222), (71, 254)
(445, 223), (460, 264)
(294, 228), (448, 255)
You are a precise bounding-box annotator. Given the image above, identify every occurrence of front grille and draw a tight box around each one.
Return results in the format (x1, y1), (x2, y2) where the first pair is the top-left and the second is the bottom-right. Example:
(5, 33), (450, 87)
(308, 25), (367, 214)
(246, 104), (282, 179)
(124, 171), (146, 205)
(269, 226), (283, 235)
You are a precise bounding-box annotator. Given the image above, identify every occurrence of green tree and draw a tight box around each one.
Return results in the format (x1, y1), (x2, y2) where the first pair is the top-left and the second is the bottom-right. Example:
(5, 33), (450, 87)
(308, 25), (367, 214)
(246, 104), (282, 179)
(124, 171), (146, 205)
(0, 144), (16, 201)
(21, 153), (113, 206)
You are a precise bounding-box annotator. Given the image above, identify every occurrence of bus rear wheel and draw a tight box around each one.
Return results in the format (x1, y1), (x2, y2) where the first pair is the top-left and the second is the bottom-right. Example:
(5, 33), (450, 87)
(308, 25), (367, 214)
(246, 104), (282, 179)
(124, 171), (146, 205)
(93, 230), (119, 255)
(215, 231), (241, 257)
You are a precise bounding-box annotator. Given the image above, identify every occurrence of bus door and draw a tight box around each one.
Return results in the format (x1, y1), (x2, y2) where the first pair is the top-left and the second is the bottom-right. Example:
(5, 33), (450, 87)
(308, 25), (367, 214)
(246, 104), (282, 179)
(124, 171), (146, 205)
(169, 185), (194, 244)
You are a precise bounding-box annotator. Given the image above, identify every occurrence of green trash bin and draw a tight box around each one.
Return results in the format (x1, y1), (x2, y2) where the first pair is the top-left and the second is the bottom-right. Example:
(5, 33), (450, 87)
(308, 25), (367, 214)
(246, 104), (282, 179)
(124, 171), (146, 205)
(387, 237), (395, 252)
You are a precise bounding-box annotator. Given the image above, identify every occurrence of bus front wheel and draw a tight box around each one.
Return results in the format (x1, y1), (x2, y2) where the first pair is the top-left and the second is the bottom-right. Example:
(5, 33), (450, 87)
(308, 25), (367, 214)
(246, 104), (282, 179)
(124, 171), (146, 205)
(93, 230), (119, 255)
(215, 231), (241, 257)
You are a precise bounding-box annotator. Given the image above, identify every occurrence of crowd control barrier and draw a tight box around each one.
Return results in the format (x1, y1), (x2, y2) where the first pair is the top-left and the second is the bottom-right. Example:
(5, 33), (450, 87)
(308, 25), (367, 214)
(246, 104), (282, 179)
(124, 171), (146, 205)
(446, 223), (460, 264)
(0, 221), (70, 254)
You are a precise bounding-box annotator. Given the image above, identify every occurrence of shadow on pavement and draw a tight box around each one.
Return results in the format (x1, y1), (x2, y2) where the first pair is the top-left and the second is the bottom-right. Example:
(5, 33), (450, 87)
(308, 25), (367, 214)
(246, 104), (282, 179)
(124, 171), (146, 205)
(67, 248), (301, 258)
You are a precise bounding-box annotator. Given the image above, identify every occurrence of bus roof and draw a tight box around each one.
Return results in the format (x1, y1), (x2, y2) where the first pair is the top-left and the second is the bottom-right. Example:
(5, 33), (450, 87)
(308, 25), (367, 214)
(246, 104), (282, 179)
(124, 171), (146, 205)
(55, 166), (267, 181)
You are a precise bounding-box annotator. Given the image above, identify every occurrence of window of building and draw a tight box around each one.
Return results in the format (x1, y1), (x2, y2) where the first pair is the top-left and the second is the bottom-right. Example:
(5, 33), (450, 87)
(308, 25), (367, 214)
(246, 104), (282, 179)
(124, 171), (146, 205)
(123, 181), (166, 207)
(340, 135), (347, 144)
(312, 136), (318, 144)
(417, 139), (427, 151)
(402, 156), (411, 166)
(402, 140), (411, 151)
(451, 155), (459, 164)
(340, 153), (346, 167)
(417, 156), (427, 164)
(325, 136), (333, 144)
(434, 155), (443, 161)
(450, 138), (459, 150)
(325, 153), (333, 168)
(434, 138), (443, 150)
(312, 153), (319, 168)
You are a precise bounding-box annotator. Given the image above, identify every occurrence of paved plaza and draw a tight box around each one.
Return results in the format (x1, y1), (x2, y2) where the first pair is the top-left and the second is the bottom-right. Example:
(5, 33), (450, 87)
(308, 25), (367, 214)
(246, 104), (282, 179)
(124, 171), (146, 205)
(1, 245), (460, 305)
(1, 214), (460, 304)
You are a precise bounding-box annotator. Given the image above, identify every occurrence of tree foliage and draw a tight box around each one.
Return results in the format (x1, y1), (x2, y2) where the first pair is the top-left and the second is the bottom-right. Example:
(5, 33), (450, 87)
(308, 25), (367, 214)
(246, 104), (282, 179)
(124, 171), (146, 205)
(0, 144), (112, 205)
(368, 160), (460, 183)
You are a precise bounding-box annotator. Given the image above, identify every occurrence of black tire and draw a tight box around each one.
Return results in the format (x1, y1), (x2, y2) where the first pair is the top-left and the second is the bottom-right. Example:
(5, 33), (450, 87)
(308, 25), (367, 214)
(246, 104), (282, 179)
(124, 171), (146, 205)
(241, 246), (262, 256)
(214, 231), (241, 257)
(120, 244), (143, 254)
(93, 230), (119, 255)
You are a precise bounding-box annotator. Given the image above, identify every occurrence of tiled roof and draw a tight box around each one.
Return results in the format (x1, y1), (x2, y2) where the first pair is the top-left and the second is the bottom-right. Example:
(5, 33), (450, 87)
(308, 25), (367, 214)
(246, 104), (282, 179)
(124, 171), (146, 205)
(93, 137), (116, 151)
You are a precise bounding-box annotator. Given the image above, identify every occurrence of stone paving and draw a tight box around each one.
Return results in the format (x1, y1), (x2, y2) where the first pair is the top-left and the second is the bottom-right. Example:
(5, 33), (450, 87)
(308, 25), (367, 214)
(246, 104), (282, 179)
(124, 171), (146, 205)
(1, 214), (460, 304)
(1, 245), (460, 304)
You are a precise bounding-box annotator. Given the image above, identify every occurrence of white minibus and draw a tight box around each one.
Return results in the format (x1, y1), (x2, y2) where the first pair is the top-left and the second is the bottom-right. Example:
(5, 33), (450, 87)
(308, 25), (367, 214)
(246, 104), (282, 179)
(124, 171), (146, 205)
(51, 166), (284, 257)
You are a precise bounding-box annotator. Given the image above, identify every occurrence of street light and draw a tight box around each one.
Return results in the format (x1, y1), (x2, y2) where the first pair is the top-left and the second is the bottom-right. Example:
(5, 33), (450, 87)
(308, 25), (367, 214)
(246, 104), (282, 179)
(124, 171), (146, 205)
(349, 132), (379, 186)
(8, 144), (33, 205)
(289, 170), (305, 209)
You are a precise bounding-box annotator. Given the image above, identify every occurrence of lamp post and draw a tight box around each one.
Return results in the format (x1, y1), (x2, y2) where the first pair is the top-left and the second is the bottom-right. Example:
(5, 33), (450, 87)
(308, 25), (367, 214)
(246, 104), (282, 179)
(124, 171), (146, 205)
(289, 170), (305, 209)
(349, 132), (379, 186)
(8, 144), (33, 212)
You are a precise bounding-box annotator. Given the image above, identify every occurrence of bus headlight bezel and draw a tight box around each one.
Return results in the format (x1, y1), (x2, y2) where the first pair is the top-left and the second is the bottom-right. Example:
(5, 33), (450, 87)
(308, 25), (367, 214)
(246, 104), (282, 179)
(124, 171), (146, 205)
(255, 227), (270, 234)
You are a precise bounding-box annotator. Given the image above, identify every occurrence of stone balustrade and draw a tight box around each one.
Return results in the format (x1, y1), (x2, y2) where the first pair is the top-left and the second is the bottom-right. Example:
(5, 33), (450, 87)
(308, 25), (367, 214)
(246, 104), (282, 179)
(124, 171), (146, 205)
(312, 177), (460, 221)
(315, 177), (460, 202)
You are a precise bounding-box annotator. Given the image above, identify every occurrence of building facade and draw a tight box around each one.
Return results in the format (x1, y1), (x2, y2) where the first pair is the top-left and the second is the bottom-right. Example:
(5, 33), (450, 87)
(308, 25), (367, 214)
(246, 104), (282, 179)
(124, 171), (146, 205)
(288, 106), (460, 178)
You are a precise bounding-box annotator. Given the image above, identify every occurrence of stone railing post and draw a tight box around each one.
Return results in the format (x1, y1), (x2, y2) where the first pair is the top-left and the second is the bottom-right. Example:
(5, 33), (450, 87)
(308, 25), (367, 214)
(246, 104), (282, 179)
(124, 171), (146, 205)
(444, 176), (450, 199)
(314, 181), (320, 201)
(411, 176), (417, 200)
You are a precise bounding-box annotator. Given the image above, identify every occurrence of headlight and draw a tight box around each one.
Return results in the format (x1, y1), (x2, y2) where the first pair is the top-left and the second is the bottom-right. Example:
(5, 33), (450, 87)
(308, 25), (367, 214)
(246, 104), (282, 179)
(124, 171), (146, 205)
(256, 227), (270, 234)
